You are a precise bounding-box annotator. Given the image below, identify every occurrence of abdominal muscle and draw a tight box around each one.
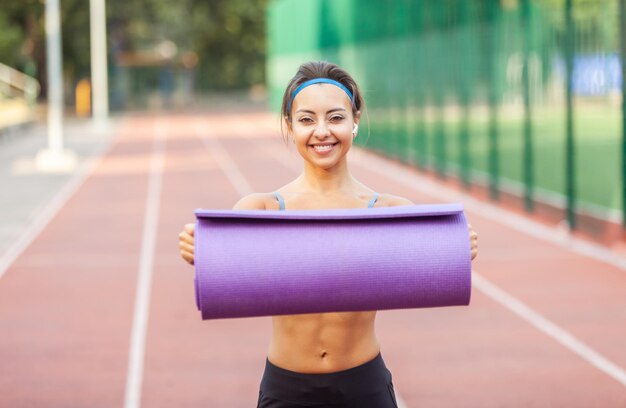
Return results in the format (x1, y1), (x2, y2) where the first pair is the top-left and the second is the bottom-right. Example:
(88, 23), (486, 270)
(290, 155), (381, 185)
(267, 311), (380, 373)
(263, 191), (382, 373)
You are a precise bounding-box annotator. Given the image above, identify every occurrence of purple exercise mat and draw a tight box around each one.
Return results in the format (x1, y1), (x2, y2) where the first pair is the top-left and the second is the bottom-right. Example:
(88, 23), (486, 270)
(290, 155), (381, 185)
(194, 203), (471, 319)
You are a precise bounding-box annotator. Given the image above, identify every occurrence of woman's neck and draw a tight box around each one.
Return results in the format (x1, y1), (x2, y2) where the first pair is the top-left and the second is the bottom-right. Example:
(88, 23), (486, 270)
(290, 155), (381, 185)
(298, 160), (356, 194)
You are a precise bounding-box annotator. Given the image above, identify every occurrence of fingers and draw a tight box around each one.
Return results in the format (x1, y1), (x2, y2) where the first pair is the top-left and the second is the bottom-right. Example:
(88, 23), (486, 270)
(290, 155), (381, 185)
(468, 223), (478, 261)
(178, 230), (194, 246)
(184, 223), (195, 236)
(179, 240), (194, 255)
(181, 251), (195, 265)
(179, 223), (196, 266)
(179, 240), (194, 265)
(470, 238), (478, 260)
(179, 243), (194, 265)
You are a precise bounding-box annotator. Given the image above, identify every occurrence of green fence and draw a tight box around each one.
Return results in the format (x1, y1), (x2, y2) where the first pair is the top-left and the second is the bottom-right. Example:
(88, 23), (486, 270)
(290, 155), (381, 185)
(267, 0), (626, 231)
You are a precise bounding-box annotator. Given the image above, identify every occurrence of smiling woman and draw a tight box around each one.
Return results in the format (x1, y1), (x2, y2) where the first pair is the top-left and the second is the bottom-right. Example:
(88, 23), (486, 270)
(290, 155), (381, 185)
(290, 83), (357, 169)
(178, 60), (479, 407)
(281, 62), (363, 135)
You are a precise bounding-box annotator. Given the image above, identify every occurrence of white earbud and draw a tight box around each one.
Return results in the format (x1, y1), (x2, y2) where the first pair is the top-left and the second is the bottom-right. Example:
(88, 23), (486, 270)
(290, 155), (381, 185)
(352, 124), (359, 135)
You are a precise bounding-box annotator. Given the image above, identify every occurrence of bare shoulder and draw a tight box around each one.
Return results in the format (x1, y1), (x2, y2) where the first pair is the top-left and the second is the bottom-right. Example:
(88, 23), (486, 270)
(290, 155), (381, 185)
(376, 193), (414, 207)
(232, 193), (272, 210)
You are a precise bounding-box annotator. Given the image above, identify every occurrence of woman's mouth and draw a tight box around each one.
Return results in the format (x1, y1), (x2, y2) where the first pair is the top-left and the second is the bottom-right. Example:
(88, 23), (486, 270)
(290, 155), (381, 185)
(309, 142), (338, 155)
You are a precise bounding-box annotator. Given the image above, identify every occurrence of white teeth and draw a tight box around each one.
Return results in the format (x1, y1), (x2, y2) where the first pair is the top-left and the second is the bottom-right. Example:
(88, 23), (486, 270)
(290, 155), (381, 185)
(313, 144), (334, 152)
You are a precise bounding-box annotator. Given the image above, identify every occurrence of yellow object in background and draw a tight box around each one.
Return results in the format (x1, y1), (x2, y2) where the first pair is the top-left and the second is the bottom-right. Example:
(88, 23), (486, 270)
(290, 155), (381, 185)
(75, 78), (91, 117)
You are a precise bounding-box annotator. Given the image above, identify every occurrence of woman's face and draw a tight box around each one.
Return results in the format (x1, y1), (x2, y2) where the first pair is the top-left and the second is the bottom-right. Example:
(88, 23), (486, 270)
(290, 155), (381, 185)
(287, 84), (360, 170)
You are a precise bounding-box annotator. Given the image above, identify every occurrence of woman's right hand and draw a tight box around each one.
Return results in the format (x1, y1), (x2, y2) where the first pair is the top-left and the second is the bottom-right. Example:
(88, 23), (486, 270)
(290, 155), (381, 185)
(178, 223), (195, 265)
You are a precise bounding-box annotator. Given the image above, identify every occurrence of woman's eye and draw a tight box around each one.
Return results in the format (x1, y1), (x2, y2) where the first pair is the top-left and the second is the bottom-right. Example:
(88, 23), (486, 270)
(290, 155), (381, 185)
(299, 117), (313, 123)
(330, 115), (344, 122)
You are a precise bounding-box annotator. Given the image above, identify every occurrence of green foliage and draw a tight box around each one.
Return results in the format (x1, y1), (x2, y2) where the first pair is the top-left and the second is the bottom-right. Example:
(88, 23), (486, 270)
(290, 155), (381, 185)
(0, 12), (23, 66)
(0, 0), (42, 73)
(105, 0), (268, 90)
(0, 0), (268, 94)
(187, 0), (268, 89)
(61, 0), (91, 81)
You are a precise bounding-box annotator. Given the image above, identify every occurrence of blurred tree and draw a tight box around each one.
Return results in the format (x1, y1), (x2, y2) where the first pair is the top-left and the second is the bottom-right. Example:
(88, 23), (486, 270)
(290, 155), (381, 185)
(0, 0), (268, 100)
(106, 0), (268, 90)
(187, 0), (268, 89)
(0, 1), (43, 78)
(0, 12), (24, 67)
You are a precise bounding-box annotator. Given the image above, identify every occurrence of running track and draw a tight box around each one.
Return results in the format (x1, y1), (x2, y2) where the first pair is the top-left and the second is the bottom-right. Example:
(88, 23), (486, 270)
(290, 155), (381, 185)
(1, 112), (625, 407)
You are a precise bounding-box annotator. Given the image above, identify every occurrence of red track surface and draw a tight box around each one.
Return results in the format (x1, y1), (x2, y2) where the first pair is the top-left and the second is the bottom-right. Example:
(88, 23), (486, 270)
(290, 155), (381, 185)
(1, 112), (625, 407)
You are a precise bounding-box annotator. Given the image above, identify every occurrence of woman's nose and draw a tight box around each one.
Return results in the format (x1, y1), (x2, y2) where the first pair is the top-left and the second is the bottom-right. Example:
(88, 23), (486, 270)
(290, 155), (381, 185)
(313, 121), (330, 138)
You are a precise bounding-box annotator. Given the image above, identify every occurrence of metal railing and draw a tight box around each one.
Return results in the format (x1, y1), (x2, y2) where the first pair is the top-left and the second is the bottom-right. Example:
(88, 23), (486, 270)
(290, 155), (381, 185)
(0, 62), (40, 105)
(0, 62), (40, 131)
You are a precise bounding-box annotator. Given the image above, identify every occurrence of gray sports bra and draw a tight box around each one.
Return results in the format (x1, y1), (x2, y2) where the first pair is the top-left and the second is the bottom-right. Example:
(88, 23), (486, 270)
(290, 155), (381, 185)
(273, 191), (379, 211)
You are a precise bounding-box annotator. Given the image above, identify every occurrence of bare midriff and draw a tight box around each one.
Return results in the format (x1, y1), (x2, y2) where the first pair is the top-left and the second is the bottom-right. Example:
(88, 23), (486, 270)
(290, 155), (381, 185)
(263, 190), (385, 374)
(267, 311), (380, 373)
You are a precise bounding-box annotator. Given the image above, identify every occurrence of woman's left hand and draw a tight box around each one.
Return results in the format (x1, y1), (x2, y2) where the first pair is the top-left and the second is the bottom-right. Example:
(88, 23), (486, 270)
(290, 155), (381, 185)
(469, 224), (478, 261)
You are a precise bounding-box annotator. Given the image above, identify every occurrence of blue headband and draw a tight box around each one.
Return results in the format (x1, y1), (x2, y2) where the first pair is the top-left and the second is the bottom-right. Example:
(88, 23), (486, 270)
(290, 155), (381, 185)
(287, 78), (355, 112)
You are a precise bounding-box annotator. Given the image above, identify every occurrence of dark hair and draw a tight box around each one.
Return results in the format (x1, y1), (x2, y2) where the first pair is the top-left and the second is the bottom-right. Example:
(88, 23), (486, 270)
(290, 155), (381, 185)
(281, 61), (365, 128)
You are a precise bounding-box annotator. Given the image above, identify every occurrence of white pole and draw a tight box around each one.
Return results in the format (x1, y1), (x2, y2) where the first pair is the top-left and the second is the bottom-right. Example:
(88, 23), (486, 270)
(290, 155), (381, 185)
(37, 0), (76, 173)
(90, 0), (109, 125)
(46, 0), (63, 153)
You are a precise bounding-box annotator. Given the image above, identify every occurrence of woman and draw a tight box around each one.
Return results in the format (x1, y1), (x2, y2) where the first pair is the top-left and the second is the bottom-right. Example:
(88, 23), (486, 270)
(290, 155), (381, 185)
(179, 61), (479, 407)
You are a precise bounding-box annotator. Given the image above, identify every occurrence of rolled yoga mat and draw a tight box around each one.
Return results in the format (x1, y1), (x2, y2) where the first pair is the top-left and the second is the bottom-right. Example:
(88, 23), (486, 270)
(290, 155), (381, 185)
(194, 203), (471, 319)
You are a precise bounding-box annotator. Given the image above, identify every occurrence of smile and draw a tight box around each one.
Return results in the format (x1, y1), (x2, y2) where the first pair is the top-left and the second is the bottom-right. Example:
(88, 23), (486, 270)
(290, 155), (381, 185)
(309, 142), (338, 154)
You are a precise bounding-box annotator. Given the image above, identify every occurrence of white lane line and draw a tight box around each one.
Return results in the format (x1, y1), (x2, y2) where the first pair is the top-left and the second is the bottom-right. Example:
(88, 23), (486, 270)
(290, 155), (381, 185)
(123, 119), (167, 408)
(201, 132), (412, 406)
(396, 393), (408, 408)
(350, 148), (626, 272)
(194, 122), (253, 196)
(473, 271), (626, 387)
(0, 125), (120, 281)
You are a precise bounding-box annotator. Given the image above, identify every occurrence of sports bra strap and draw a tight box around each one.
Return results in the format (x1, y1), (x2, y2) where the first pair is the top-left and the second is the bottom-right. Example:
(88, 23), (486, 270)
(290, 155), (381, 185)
(274, 191), (285, 211)
(367, 193), (379, 208)
(275, 191), (378, 210)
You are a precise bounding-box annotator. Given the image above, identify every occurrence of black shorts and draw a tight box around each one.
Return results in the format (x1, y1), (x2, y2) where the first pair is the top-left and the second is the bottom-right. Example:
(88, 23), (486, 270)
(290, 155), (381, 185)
(257, 353), (398, 408)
